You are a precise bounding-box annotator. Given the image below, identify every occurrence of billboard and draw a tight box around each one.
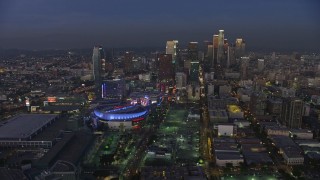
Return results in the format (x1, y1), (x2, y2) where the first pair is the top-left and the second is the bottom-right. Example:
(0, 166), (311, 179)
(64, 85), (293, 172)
(47, 97), (57, 102)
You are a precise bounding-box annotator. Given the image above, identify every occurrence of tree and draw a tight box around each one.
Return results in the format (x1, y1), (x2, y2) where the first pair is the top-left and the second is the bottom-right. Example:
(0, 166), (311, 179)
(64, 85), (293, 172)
(292, 134), (298, 140)
(224, 163), (233, 173)
(239, 162), (247, 173)
(292, 166), (302, 178)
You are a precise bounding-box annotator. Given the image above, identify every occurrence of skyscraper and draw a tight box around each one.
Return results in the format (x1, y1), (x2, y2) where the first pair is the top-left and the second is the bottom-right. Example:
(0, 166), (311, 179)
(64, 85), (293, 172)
(175, 72), (187, 89)
(222, 38), (229, 68)
(217, 30), (225, 65)
(235, 38), (245, 59)
(240, 57), (249, 80)
(205, 43), (213, 72)
(166, 40), (179, 63)
(258, 59), (265, 72)
(124, 51), (134, 74)
(205, 42), (213, 60)
(281, 98), (304, 129)
(227, 45), (236, 68)
(158, 54), (174, 82)
(212, 34), (219, 69)
(188, 42), (198, 61)
(92, 46), (105, 87)
(189, 61), (200, 84)
(166, 40), (179, 71)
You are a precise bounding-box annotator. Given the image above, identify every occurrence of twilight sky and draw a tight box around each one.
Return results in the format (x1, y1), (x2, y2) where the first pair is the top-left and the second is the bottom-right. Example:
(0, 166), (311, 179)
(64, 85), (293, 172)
(0, 0), (319, 51)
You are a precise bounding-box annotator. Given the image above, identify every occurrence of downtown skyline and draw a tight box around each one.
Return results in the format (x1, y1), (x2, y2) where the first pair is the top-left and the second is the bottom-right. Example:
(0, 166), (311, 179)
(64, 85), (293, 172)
(2, 2), (320, 178)
(0, 0), (320, 51)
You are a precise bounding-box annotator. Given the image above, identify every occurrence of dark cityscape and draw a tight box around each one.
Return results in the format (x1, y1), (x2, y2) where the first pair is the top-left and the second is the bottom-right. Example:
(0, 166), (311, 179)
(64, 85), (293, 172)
(1, 0), (320, 180)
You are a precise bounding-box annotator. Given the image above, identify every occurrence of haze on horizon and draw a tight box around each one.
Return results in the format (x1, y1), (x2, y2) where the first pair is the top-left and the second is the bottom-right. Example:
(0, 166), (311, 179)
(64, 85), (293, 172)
(0, 0), (319, 52)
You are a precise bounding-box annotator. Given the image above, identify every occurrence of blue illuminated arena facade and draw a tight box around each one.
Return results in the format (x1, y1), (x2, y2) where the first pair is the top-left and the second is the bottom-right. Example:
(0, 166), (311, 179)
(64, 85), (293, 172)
(93, 105), (148, 121)
(91, 91), (163, 130)
(92, 105), (148, 130)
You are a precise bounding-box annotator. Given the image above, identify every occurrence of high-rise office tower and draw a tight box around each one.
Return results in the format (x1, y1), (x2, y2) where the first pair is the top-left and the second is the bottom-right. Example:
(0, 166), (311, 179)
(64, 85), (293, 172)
(92, 46), (105, 88)
(124, 51), (134, 74)
(217, 30), (225, 65)
(189, 61), (200, 84)
(258, 59), (265, 72)
(101, 79), (125, 100)
(188, 42), (199, 61)
(175, 72), (187, 89)
(206, 43), (213, 61)
(226, 46), (231, 69)
(224, 39), (229, 49)
(203, 40), (211, 54)
(166, 40), (179, 63)
(227, 44), (236, 67)
(158, 54), (174, 82)
(222, 38), (229, 68)
(212, 34), (219, 69)
(205, 43), (213, 72)
(240, 57), (249, 80)
(166, 40), (179, 71)
(235, 38), (245, 58)
(250, 93), (267, 116)
(281, 98), (304, 128)
(198, 51), (204, 62)
(203, 41), (212, 62)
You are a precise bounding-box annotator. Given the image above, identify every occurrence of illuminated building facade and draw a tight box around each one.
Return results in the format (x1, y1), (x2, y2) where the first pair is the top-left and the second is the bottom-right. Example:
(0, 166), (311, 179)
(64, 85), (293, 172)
(222, 38), (229, 68)
(235, 38), (246, 58)
(204, 40), (212, 59)
(166, 40), (179, 64)
(250, 93), (267, 116)
(205, 41), (213, 70)
(124, 51), (134, 74)
(217, 30), (225, 65)
(189, 61), (199, 84)
(188, 42), (198, 61)
(92, 46), (105, 89)
(227, 45), (236, 68)
(93, 105), (148, 130)
(158, 54), (174, 82)
(281, 98), (304, 129)
(175, 72), (187, 89)
(227, 105), (244, 119)
(212, 34), (219, 69)
(101, 79), (125, 100)
(240, 57), (249, 80)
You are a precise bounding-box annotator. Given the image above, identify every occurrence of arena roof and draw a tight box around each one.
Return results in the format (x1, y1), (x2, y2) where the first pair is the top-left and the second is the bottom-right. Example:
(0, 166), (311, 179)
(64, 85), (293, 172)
(0, 114), (58, 140)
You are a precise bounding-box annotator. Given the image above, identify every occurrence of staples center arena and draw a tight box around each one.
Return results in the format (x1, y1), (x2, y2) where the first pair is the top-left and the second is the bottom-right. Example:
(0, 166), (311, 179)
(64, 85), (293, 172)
(91, 90), (164, 130)
(92, 104), (148, 130)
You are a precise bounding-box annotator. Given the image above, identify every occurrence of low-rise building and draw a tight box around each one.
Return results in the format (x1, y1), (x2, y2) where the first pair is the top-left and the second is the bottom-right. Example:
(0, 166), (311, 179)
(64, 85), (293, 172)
(214, 138), (243, 167)
(227, 105), (244, 119)
(271, 136), (304, 165)
(209, 109), (228, 124)
(265, 126), (289, 136)
(215, 151), (244, 167)
(214, 124), (237, 137)
(289, 129), (313, 140)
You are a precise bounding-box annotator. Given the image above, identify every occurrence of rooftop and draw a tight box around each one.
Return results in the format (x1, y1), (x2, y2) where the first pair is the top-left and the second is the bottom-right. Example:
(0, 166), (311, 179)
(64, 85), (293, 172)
(0, 114), (58, 140)
(215, 151), (243, 160)
(242, 152), (273, 165)
(227, 105), (242, 113)
(50, 160), (76, 173)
